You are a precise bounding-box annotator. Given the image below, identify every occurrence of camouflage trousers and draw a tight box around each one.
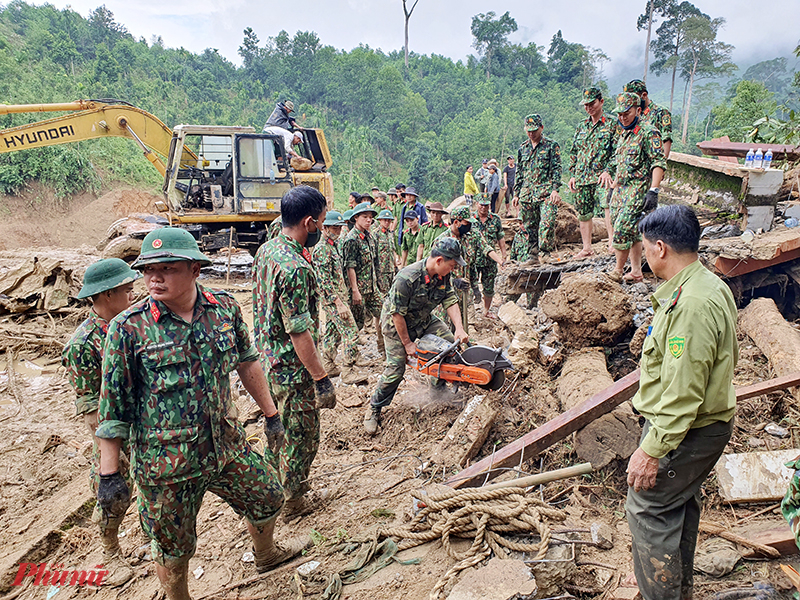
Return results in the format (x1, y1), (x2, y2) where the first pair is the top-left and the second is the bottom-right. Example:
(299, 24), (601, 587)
(322, 303), (358, 366)
(573, 184), (608, 222)
(473, 262), (498, 297)
(85, 413), (134, 530)
(781, 455), (800, 549)
(266, 370), (320, 501)
(370, 317), (453, 410)
(626, 419), (733, 600)
(377, 272), (395, 297)
(610, 183), (648, 250)
(351, 292), (382, 331)
(519, 199), (558, 254)
(138, 444), (284, 567)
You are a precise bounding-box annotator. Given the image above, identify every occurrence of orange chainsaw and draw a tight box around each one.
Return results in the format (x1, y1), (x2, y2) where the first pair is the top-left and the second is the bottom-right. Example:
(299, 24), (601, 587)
(407, 334), (513, 390)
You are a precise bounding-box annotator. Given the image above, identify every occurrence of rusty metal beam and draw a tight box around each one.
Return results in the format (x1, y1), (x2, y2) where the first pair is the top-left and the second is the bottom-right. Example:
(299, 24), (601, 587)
(697, 140), (800, 160)
(447, 371), (800, 489)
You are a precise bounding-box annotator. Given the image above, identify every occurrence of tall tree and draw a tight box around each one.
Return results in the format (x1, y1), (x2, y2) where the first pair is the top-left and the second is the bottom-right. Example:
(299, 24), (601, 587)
(649, 1), (707, 112)
(470, 11), (518, 80)
(402, 0), (420, 69)
(678, 16), (735, 143)
(636, 0), (676, 82)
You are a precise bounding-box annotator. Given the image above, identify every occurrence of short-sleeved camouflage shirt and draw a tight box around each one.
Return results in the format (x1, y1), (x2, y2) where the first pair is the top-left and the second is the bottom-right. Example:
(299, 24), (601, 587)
(569, 114), (616, 186)
(435, 227), (492, 282)
(312, 236), (348, 306)
(96, 286), (259, 486)
(419, 221), (448, 256)
(374, 226), (397, 294)
(62, 312), (109, 415)
(342, 227), (379, 296)
(382, 259), (458, 339)
(252, 233), (319, 377)
(473, 213), (504, 268)
(641, 102), (672, 143)
(509, 229), (531, 262)
(609, 122), (667, 187)
(514, 137), (562, 203)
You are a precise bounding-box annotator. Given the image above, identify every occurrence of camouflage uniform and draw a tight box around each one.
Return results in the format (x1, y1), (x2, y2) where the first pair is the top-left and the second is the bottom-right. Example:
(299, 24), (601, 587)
(400, 227), (423, 264)
(374, 225), (398, 295)
(96, 287), (284, 566)
(473, 212), (504, 298)
(505, 229), (532, 305)
(62, 313), (133, 525)
(342, 227), (382, 330)
(370, 259), (459, 409)
(312, 236), (358, 367)
(267, 216), (282, 240)
(514, 137), (562, 254)
(569, 114), (615, 221)
(607, 123), (666, 250)
(782, 455), (800, 550)
(641, 102), (673, 145)
(252, 234), (320, 502)
(419, 221), (448, 257)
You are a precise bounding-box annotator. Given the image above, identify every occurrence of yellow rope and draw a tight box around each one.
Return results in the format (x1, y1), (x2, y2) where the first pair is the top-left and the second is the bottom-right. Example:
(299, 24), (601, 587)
(380, 485), (567, 600)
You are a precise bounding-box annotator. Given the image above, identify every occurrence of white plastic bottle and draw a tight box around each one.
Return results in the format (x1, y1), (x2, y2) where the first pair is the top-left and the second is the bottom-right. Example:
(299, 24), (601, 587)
(763, 149), (773, 170)
(744, 148), (755, 168)
(753, 148), (764, 169)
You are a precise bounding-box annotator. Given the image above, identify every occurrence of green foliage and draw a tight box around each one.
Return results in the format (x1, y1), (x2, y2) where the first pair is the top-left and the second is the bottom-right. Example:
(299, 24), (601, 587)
(712, 80), (777, 142)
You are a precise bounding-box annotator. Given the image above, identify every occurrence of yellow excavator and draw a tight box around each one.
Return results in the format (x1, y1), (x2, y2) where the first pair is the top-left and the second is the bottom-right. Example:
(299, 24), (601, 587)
(0, 99), (334, 255)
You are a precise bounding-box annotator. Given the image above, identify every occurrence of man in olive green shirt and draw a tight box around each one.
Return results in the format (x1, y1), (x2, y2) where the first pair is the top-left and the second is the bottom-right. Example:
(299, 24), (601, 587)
(626, 205), (738, 600)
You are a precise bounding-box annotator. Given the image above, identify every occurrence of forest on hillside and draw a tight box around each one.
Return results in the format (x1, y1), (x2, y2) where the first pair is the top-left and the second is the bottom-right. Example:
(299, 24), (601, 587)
(0, 1), (797, 205)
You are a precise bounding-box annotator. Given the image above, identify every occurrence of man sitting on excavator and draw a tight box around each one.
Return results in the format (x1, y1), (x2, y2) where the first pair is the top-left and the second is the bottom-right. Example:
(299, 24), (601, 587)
(263, 100), (302, 161)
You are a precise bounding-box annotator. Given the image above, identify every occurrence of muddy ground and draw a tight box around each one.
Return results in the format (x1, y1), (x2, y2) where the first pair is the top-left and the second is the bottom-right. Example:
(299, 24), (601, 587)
(0, 189), (799, 600)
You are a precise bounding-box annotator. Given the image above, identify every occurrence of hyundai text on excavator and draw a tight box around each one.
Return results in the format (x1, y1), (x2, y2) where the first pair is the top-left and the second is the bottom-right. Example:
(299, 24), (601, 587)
(0, 99), (334, 256)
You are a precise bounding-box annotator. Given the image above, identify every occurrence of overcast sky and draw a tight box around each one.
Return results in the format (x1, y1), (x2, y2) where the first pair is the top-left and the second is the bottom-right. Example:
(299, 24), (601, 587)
(49, 0), (799, 77)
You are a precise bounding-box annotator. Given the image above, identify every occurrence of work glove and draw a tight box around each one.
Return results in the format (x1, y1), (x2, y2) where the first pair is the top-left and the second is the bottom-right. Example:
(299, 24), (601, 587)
(264, 413), (285, 454)
(452, 277), (469, 291)
(643, 188), (659, 212)
(314, 376), (337, 409)
(97, 472), (130, 522)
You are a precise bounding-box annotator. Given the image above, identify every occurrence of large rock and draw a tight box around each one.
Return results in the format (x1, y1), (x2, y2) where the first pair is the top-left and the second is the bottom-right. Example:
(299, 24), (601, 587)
(447, 558), (537, 600)
(539, 272), (634, 348)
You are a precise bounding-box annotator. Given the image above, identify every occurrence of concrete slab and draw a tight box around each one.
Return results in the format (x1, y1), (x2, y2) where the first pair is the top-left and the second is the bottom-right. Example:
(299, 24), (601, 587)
(715, 449), (798, 503)
(447, 558), (536, 600)
(745, 205), (776, 232)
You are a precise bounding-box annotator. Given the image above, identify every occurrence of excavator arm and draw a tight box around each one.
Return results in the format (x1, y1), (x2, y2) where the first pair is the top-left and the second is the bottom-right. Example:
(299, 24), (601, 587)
(0, 100), (192, 177)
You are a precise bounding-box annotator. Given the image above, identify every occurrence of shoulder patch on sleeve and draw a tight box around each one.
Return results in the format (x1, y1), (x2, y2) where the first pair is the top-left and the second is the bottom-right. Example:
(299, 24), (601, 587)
(668, 336), (685, 358)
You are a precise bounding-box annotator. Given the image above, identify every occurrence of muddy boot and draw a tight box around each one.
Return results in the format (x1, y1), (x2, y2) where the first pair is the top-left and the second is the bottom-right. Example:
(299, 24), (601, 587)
(363, 404), (382, 436)
(341, 365), (368, 385)
(100, 516), (134, 587)
(156, 563), (191, 600)
(355, 353), (374, 367)
(250, 518), (312, 573)
(322, 349), (341, 378)
(281, 489), (331, 521)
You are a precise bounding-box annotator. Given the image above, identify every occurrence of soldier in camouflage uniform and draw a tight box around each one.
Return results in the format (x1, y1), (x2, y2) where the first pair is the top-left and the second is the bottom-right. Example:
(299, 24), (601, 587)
(375, 209), (399, 294)
(625, 79), (673, 159)
(512, 114), (563, 257)
(63, 258), (139, 587)
(252, 187), (337, 520)
(400, 209), (424, 267)
(96, 228), (306, 600)
(343, 201), (385, 357)
(267, 216), (282, 241)
(364, 238), (469, 435)
(599, 92), (666, 283)
(312, 210), (365, 385)
(568, 87), (616, 258)
(505, 219), (534, 306)
(782, 457), (800, 552)
(473, 195), (507, 317)
(419, 202), (449, 256)
(435, 206), (504, 332)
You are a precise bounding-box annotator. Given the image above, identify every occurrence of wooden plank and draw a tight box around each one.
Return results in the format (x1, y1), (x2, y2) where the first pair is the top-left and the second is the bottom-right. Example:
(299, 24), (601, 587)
(716, 247), (800, 278)
(736, 372), (800, 400)
(715, 449), (797, 503)
(697, 140), (800, 160)
(446, 369), (641, 488)
(741, 525), (799, 558)
(668, 151), (747, 178)
(447, 371), (800, 490)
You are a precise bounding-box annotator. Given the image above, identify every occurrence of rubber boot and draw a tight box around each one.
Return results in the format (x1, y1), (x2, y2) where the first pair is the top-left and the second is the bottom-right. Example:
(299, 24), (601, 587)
(156, 563), (191, 600)
(250, 518), (311, 573)
(100, 515), (134, 587)
(363, 404), (382, 436)
(321, 347), (341, 378)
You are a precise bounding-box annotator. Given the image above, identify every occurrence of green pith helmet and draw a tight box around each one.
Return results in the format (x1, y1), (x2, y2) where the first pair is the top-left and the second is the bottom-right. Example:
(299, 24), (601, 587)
(352, 201), (377, 218)
(323, 211), (345, 226)
(132, 227), (212, 269)
(377, 209), (394, 220)
(343, 209), (355, 222)
(77, 258), (140, 299)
